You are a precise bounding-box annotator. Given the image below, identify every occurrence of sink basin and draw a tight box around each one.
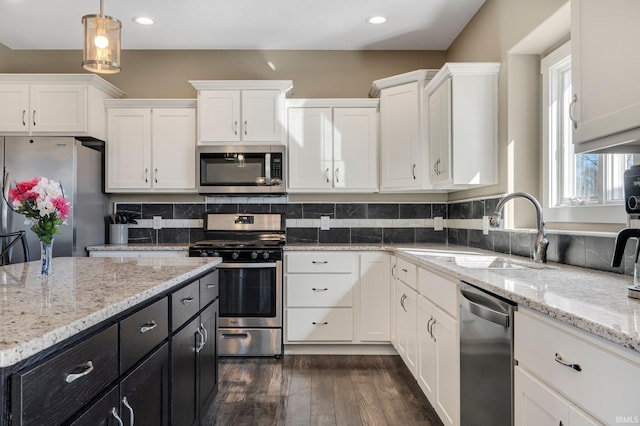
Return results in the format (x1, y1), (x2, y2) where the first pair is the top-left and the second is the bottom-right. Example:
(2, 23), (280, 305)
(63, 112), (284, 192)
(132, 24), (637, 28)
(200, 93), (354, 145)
(452, 255), (553, 270)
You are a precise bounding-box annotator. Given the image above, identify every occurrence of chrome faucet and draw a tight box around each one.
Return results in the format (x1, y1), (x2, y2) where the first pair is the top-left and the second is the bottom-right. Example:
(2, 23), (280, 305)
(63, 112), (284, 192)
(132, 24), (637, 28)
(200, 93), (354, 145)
(489, 192), (549, 263)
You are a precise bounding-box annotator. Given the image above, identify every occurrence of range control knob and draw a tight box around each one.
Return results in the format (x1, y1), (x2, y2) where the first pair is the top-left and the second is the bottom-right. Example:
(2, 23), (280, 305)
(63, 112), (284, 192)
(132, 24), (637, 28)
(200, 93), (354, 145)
(251, 251), (258, 260)
(212, 252), (219, 258)
(262, 252), (270, 260)
(629, 196), (640, 211)
(231, 252), (240, 260)
(199, 251), (208, 257)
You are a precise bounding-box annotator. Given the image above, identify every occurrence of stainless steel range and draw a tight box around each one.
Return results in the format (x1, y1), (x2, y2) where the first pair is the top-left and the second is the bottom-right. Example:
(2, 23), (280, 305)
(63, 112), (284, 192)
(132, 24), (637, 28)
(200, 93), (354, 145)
(189, 213), (284, 357)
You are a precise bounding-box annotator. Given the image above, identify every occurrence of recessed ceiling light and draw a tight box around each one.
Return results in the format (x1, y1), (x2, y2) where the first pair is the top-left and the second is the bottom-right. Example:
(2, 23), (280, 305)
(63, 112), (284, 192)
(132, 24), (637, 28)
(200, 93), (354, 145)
(133, 16), (154, 25)
(366, 16), (387, 24)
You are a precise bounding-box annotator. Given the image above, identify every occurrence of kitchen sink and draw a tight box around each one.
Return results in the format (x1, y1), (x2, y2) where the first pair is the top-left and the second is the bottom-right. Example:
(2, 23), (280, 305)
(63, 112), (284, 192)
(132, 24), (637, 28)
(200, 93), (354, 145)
(451, 255), (554, 270)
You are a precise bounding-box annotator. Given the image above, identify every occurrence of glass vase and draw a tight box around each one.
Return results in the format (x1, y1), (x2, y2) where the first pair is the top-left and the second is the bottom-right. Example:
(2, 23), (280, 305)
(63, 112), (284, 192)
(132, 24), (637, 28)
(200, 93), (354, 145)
(40, 239), (53, 276)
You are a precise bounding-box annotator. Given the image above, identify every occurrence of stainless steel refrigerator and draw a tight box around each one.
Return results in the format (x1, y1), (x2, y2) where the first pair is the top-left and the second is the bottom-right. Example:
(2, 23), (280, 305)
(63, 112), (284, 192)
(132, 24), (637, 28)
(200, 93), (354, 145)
(0, 136), (107, 263)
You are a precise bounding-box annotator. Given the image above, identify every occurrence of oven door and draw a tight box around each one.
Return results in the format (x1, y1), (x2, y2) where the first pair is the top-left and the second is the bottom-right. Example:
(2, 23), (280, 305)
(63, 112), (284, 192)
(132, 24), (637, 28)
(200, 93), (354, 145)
(217, 261), (282, 328)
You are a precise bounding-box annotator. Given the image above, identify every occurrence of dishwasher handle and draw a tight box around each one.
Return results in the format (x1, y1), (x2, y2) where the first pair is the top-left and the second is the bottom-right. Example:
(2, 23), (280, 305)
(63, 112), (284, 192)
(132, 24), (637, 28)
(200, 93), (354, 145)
(461, 289), (510, 328)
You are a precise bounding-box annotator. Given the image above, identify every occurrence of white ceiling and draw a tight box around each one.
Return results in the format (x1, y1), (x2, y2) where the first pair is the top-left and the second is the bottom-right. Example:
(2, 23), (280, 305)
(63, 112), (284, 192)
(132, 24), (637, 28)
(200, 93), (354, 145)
(0, 0), (486, 51)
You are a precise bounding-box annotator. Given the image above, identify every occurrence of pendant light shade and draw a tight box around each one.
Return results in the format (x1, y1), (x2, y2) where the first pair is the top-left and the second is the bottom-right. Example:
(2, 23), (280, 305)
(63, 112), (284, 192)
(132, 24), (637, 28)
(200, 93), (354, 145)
(82, 0), (121, 74)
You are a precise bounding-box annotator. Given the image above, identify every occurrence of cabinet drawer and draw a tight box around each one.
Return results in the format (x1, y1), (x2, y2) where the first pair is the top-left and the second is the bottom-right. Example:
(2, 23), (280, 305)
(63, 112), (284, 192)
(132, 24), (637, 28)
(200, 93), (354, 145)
(199, 270), (219, 308)
(172, 280), (200, 331)
(287, 274), (354, 307)
(12, 325), (119, 426)
(418, 267), (458, 318)
(396, 257), (417, 290)
(286, 252), (356, 273)
(515, 309), (640, 424)
(120, 297), (169, 373)
(286, 308), (354, 342)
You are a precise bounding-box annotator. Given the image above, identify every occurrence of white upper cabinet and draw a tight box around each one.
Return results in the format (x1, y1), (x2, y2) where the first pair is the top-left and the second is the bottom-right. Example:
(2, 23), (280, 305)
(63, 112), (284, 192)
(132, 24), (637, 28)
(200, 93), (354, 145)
(106, 100), (196, 193)
(425, 62), (500, 189)
(287, 99), (378, 193)
(370, 70), (437, 192)
(0, 74), (123, 139)
(571, 0), (640, 153)
(190, 80), (292, 145)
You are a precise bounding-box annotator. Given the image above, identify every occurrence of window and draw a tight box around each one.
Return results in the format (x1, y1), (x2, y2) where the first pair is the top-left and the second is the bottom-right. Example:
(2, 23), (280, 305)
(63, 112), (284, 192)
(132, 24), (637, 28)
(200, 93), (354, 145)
(542, 41), (632, 223)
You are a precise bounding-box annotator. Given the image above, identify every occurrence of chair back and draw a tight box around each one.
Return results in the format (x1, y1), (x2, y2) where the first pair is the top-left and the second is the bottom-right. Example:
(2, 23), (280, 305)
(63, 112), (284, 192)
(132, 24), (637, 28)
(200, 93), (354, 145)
(0, 231), (30, 266)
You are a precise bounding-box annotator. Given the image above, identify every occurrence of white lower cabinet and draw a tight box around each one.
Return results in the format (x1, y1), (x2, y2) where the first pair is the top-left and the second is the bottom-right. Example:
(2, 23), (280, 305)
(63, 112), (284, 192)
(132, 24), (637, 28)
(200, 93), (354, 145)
(358, 252), (390, 342)
(515, 308), (640, 425)
(389, 256), (399, 348)
(396, 280), (418, 375)
(417, 267), (459, 426)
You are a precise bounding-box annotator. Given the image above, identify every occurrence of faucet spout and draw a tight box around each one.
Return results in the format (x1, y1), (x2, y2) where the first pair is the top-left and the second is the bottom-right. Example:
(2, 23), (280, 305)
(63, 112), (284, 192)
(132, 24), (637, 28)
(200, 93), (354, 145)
(611, 228), (640, 268)
(489, 192), (549, 263)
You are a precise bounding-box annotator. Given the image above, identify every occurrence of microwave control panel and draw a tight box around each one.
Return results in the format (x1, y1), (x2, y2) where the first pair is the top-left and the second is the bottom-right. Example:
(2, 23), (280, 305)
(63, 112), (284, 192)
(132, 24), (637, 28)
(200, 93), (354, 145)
(271, 156), (283, 179)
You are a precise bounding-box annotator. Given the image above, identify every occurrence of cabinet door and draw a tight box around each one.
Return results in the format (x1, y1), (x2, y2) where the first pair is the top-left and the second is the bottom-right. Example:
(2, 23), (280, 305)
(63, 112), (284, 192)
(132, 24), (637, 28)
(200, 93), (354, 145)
(241, 90), (282, 141)
(380, 82), (421, 190)
(151, 108), (196, 190)
(198, 300), (219, 416)
(172, 317), (200, 426)
(396, 281), (418, 375)
(358, 252), (390, 342)
(433, 306), (459, 426)
(428, 78), (451, 185)
(333, 107), (378, 191)
(572, 0), (640, 148)
(390, 256), (398, 347)
(107, 108), (152, 190)
(198, 90), (241, 142)
(30, 84), (87, 133)
(514, 366), (569, 426)
(119, 344), (169, 426)
(70, 387), (121, 426)
(0, 84), (29, 132)
(417, 295), (436, 402)
(287, 107), (333, 190)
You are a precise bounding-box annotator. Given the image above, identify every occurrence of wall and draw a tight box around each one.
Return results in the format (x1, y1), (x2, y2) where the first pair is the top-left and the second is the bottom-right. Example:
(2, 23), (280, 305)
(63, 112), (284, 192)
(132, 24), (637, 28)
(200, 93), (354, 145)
(0, 44), (11, 72)
(7, 48), (446, 98)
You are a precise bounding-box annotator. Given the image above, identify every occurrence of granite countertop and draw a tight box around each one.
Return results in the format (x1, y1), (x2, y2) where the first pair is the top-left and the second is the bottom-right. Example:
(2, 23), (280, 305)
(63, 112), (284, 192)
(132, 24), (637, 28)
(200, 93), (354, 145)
(0, 256), (220, 368)
(285, 243), (640, 355)
(86, 243), (189, 251)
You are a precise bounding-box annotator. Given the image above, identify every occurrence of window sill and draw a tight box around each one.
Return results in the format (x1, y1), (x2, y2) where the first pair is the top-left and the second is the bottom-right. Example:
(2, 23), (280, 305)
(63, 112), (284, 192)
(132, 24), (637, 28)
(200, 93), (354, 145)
(543, 204), (626, 225)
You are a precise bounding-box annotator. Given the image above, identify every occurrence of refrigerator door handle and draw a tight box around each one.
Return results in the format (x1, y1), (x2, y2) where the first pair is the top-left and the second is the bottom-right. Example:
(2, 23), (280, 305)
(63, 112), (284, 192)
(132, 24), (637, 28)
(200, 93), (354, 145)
(2, 170), (10, 234)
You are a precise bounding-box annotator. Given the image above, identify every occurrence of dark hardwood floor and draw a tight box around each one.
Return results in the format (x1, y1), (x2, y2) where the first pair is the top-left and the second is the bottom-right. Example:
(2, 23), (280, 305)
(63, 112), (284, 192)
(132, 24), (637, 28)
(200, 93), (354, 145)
(203, 355), (443, 426)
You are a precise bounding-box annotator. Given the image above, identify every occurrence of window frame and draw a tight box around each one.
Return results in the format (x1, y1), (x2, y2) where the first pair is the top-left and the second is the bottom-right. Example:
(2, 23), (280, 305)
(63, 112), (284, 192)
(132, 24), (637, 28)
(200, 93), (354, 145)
(541, 41), (627, 224)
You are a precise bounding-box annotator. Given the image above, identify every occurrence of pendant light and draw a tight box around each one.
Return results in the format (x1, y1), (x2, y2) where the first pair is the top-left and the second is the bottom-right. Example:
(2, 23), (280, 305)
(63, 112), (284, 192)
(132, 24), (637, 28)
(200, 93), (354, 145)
(82, 0), (121, 74)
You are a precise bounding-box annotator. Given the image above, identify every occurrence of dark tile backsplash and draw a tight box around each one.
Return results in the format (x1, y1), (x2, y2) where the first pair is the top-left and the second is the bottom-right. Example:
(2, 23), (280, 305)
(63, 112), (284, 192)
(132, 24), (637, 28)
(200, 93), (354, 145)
(116, 197), (630, 275)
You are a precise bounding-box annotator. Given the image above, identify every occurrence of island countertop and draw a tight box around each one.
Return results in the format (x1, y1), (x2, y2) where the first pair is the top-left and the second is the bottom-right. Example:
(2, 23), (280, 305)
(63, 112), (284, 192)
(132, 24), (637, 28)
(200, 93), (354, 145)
(0, 256), (220, 368)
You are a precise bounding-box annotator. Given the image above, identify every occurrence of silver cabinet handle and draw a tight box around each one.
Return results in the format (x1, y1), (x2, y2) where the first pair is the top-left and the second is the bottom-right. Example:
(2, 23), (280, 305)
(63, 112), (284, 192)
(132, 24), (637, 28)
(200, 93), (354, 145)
(426, 318), (433, 337)
(111, 408), (124, 426)
(206, 283), (217, 289)
(400, 294), (407, 312)
(144, 168), (149, 183)
(65, 360), (94, 383)
(312, 321), (328, 325)
(234, 120), (238, 135)
(181, 297), (195, 305)
(312, 260), (328, 264)
(32, 110), (36, 126)
(195, 327), (205, 353)
(401, 268), (408, 272)
(430, 318), (436, 342)
(335, 168), (340, 183)
(569, 94), (578, 130)
(122, 396), (134, 426)
(21, 110), (26, 126)
(154, 168), (158, 184)
(312, 287), (328, 292)
(139, 320), (157, 334)
(244, 120), (248, 135)
(325, 168), (330, 183)
(201, 323), (208, 347)
(412, 163), (416, 179)
(554, 353), (582, 372)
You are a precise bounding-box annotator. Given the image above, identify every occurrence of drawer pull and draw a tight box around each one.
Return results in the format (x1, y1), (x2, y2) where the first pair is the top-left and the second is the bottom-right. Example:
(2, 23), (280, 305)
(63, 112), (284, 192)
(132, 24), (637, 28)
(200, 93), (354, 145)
(554, 353), (582, 372)
(222, 333), (249, 339)
(206, 283), (217, 289)
(181, 297), (195, 305)
(312, 260), (328, 264)
(122, 396), (134, 426)
(65, 360), (94, 383)
(401, 268), (408, 272)
(312, 288), (328, 292)
(139, 320), (157, 334)
(312, 321), (329, 326)
(111, 408), (124, 426)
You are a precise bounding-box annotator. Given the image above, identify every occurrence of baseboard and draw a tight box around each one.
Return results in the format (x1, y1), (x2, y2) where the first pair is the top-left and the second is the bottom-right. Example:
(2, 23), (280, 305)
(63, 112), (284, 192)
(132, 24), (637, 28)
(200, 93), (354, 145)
(284, 343), (398, 355)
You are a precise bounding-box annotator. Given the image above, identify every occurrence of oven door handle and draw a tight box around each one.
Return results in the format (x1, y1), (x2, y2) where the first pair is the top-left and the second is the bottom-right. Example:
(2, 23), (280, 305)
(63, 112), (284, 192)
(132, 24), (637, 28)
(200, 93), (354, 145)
(219, 262), (278, 269)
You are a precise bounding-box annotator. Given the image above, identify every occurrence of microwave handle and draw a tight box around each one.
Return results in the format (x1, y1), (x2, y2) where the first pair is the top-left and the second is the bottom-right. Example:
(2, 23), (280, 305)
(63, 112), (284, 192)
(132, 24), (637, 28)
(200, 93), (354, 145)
(265, 153), (271, 182)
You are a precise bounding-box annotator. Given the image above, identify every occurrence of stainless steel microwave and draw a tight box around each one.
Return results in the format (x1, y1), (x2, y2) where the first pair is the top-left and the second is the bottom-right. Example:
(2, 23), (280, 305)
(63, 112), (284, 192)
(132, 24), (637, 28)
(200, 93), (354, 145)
(196, 145), (286, 194)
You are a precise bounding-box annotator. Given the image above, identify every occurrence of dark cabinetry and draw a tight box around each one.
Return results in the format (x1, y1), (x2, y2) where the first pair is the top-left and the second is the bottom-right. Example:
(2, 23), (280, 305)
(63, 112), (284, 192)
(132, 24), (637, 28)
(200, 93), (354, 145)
(8, 268), (219, 426)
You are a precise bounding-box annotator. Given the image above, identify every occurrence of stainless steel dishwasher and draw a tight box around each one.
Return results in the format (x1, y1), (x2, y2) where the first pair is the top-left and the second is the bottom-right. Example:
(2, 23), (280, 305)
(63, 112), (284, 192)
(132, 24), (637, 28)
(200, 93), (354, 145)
(460, 281), (516, 426)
